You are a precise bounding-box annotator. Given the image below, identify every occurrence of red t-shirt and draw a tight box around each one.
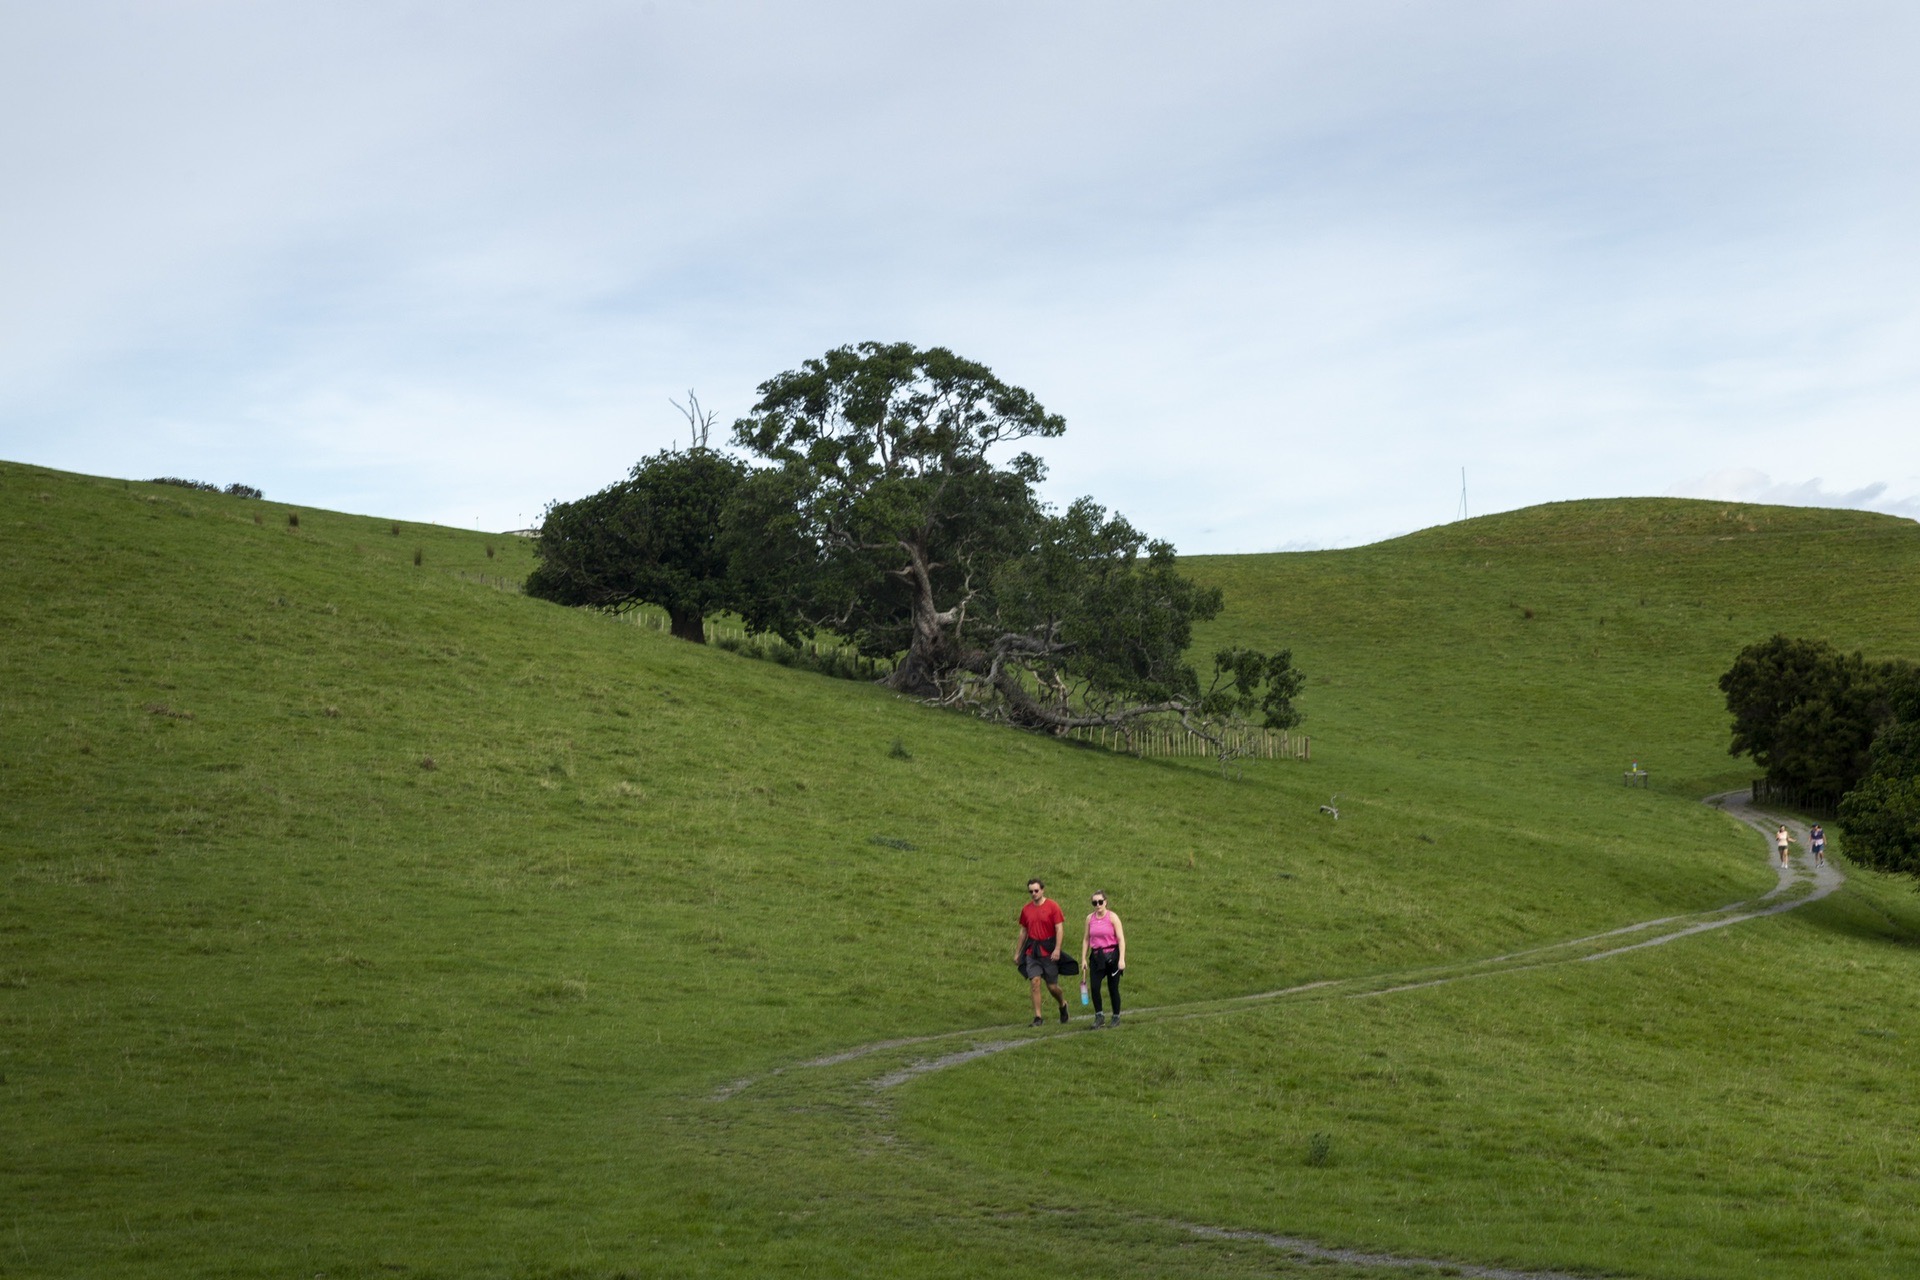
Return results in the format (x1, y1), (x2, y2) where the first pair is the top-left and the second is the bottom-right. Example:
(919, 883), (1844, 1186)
(1019, 899), (1065, 944)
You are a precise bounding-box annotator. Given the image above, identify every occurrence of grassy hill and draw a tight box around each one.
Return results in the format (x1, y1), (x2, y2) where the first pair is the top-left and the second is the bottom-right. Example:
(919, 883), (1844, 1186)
(4, 462), (1920, 1278)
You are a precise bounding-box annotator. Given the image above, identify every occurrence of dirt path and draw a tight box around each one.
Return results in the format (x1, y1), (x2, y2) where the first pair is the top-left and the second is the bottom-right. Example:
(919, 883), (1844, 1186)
(712, 793), (1841, 1278)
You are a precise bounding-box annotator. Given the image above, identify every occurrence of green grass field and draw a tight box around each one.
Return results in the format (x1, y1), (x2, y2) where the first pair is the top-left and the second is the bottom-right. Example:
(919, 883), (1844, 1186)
(5, 462), (1920, 1278)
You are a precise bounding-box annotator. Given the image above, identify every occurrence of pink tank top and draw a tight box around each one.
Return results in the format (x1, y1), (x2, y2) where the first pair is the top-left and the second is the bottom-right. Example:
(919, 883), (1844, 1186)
(1086, 913), (1118, 949)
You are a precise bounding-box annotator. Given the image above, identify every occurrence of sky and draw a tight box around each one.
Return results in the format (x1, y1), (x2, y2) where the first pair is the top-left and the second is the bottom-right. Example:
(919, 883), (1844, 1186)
(4, 1), (1918, 550)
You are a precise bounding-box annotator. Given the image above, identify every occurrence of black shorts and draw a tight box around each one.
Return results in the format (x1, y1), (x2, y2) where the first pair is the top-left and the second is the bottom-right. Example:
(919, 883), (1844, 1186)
(1020, 939), (1060, 980)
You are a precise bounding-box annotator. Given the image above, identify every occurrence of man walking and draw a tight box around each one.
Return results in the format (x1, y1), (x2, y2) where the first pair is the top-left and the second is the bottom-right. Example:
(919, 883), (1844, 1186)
(1014, 878), (1071, 1026)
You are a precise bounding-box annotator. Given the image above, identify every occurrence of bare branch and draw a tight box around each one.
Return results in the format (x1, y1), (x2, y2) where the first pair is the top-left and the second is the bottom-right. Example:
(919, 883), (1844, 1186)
(670, 389), (719, 450)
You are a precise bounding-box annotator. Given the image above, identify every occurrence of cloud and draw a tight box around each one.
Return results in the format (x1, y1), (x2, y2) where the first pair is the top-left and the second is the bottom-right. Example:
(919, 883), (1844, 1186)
(2, 3), (1919, 547)
(1667, 468), (1920, 520)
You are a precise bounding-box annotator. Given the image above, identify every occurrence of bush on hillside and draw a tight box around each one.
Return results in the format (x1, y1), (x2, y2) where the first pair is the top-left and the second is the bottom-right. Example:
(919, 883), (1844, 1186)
(1838, 672), (1920, 878)
(1838, 776), (1920, 876)
(150, 477), (263, 498)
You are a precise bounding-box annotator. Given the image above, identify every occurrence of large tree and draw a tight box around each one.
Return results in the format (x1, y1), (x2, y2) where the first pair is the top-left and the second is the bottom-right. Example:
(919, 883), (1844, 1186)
(526, 447), (746, 642)
(726, 341), (1062, 693)
(1718, 634), (1904, 804)
(725, 343), (1304, 755)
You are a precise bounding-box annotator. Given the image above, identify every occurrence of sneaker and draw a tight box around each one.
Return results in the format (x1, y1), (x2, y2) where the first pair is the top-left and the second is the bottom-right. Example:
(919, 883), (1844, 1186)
(1093, 1012), (1106, 1028)
(1030, 1015), (1044, 1027)
(1059, 1003), (1070, 1024)
(1109, 1013), (1122, 1026)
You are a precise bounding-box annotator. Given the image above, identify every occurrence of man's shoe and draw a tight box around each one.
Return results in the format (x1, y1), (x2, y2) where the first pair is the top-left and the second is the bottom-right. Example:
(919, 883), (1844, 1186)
(1031, 1015), (1044, 1027)
(1059, 1003), (1070, 1024)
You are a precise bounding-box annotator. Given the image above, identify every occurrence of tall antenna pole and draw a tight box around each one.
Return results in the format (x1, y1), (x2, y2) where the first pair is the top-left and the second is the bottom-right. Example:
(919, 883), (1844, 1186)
(1458, 467), (1468, 521)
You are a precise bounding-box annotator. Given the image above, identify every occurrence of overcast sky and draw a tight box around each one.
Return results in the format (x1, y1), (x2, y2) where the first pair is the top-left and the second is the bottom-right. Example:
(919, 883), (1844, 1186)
(4, 1), (1917, 549)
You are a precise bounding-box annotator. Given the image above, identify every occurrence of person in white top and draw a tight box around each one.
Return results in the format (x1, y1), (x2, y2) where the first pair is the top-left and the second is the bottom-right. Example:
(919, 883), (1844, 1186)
(1775, 824), (1793, 869)
(1079, 892), (1127, 1028)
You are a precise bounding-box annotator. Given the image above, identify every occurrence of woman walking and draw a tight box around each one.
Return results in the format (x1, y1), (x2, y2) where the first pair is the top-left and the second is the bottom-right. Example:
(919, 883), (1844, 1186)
(1810, 823), (1827, 867)
(1775, 824), (1793, 869)
(1080, 891), (1127, 1028)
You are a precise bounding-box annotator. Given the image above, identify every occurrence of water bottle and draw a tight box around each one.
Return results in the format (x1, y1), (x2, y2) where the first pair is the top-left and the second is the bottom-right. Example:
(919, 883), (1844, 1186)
(1080, 981), (1090, 1006)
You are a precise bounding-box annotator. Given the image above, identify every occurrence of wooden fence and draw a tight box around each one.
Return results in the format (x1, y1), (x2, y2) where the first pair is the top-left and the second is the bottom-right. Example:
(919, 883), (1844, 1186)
(1066, 724), (1310, 761)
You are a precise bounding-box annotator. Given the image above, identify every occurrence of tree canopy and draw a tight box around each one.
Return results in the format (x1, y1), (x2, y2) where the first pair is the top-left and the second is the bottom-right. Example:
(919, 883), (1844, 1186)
(957, 498), (1301, 739)
(723, 342), (1303, 751)
(724, 341), (1063, 693)
(526, 447), (745, 642)
(528, 342), (1305, 759)
(1718, 634), (1903, 805)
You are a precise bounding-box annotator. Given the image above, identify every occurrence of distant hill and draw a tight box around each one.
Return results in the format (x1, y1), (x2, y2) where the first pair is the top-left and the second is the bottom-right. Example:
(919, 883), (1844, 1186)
(1187, 496), (1920, 795)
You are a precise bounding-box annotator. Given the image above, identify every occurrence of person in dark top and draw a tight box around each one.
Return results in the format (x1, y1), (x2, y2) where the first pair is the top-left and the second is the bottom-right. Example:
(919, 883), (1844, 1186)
(1810, 824), (1827, 867)
(1013, 878), (1071, 1026)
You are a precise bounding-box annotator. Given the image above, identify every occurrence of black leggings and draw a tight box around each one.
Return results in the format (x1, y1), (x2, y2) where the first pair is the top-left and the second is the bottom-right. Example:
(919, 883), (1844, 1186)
(1088, 948), (1122, 1014)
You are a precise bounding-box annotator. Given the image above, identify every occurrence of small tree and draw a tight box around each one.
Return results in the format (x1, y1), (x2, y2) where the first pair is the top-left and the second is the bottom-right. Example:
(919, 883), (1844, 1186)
(527, 447), (745, 642)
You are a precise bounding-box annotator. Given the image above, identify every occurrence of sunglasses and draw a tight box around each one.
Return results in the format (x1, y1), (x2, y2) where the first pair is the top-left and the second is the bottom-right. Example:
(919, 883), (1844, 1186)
(1091, 899), (1106, 906)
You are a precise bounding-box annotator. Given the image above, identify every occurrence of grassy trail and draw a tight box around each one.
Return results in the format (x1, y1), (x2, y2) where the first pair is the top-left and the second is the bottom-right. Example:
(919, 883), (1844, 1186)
(709, 798), (1844, 1279)
(724, 796), (1836, 1111)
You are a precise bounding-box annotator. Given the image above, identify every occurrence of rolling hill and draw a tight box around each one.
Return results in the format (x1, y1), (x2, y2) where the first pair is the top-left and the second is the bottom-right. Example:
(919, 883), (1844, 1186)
(4, 461), (1919, 1278)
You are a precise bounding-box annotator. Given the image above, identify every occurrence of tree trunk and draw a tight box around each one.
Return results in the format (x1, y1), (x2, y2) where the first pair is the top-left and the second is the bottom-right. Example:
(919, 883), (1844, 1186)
(881, 541), (953, 696)
(884, 591), (948, 695)
(669, 606), (706, 643)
